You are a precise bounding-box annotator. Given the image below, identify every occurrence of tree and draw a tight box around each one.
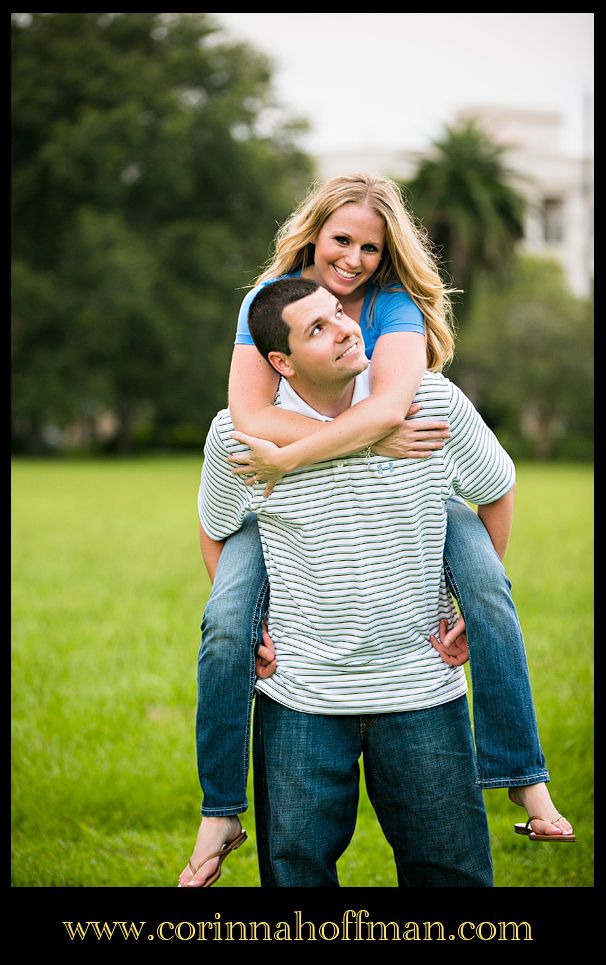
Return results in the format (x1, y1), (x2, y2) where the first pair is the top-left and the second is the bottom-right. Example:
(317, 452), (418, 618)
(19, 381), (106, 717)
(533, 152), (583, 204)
(402, 120), (527, 325)
(450, 256), (593, 460)
(11, 12), (313, 452)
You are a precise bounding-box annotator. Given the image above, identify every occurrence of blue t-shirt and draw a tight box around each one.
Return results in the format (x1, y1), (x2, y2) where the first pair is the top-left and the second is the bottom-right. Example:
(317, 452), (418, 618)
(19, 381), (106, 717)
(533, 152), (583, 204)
(235, 272), (425, 361)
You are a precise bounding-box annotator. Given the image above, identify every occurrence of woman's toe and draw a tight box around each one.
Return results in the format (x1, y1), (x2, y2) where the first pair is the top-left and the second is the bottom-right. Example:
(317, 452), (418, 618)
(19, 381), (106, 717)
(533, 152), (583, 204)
(553, 815), (574, 834)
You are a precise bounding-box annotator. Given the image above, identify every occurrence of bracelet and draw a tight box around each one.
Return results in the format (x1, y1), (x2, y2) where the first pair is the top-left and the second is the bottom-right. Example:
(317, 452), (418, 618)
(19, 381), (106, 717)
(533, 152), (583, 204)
(365, 445), (394, 477)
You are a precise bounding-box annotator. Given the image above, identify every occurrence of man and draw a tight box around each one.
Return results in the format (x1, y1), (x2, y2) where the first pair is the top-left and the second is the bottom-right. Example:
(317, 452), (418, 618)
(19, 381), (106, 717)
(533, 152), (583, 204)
(198, 277), (515, 887)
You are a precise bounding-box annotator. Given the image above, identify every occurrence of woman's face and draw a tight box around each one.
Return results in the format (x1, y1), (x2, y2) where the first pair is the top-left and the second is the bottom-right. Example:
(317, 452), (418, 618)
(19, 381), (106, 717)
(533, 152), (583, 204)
(309, 203), (386, 301)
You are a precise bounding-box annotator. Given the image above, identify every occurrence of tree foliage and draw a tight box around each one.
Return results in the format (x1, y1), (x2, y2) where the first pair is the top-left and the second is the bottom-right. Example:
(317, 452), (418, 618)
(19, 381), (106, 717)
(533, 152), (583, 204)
(11, 12), (313, 452)
(449, 256), (593, 460)
(401, 120), (527, 324)
(12, 17), (591, 461)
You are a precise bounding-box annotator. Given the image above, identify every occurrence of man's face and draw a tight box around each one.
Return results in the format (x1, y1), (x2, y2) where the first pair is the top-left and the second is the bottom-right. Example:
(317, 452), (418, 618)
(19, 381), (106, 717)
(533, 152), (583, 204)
(274, 287), (369, 387)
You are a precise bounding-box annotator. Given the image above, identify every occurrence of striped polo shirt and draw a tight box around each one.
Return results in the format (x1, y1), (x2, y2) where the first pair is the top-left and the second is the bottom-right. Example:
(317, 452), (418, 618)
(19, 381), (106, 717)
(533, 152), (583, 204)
(198, 370), (515, 716)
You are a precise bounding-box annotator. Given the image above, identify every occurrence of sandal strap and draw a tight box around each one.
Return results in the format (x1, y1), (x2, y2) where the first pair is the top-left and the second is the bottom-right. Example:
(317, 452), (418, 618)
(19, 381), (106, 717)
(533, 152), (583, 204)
(189, 845), (229, 876)
(188, 832), (246, 876)
(524, 813), (564, 832)
(524, 815), (547, 831)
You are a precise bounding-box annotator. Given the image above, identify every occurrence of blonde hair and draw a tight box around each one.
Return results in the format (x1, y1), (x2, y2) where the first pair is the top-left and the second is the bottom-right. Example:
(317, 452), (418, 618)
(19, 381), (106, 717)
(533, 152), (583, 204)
(257, 173), (457, 371)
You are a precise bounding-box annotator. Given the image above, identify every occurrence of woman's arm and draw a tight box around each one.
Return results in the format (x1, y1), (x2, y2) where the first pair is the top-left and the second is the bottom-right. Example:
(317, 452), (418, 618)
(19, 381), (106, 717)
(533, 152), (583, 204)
(228, 334), (438, 479)
(477, 485), (515, 560)
(228, 345), (331, 446)
(199, 524), (224, 584)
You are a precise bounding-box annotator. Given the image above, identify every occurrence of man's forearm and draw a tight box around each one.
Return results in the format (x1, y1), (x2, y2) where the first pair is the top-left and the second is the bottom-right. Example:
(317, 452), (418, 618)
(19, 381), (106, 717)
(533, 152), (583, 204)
(477, 485), (515, 560)
(199, 524), (224, 583)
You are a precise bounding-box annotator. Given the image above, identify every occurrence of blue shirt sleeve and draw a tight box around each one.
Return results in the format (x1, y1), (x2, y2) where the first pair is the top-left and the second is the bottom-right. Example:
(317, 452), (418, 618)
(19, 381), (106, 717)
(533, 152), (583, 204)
(362, 286), (425, 359)
(371, 287), (425, 335)
(234, 285), (263, 346)
(234, 272), (300, 346)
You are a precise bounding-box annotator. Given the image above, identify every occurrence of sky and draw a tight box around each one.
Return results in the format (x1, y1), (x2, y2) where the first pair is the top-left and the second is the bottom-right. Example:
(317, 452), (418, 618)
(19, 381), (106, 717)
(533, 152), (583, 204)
(211, 12), (594, 159)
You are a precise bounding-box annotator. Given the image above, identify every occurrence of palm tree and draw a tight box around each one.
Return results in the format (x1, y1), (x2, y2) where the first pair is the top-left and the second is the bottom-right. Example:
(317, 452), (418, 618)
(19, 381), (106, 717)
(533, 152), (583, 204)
(402, 120), (527, 324)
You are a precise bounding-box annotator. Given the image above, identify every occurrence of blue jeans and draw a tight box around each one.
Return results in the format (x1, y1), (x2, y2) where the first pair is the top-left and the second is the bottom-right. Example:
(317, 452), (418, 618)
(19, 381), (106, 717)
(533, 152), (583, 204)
(444, 498), (548, 788)
(253, 692), (493, 887)
(196, 514), (269, 815)
(196, 499), (548, 815)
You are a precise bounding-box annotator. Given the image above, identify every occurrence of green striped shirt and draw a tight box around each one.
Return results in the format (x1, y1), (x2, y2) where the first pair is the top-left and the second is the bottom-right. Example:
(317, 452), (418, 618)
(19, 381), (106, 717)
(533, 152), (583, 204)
(198, 370), (515, 715)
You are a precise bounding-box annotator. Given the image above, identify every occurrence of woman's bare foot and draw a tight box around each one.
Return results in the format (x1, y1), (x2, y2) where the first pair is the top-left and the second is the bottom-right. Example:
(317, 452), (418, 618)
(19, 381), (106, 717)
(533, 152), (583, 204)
(178, 815), (244, 888)
(509, 783), (574, 837)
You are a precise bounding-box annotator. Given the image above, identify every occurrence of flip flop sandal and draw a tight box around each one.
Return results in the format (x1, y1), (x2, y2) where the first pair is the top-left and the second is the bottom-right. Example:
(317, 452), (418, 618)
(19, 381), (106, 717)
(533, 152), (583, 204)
(185, 829), (248, 887)
(514, 814), (576, 842)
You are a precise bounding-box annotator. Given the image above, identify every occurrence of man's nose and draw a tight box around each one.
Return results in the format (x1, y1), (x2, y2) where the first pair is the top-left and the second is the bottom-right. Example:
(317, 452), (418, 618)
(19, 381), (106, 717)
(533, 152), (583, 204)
(334, 316), (358, 339)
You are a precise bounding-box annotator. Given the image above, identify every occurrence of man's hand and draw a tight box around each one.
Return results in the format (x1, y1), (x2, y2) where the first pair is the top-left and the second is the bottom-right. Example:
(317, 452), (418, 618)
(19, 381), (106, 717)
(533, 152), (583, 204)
(430, 617), (469, 666)
(372, 403), (450, 460)
(255, 620), (277, 679)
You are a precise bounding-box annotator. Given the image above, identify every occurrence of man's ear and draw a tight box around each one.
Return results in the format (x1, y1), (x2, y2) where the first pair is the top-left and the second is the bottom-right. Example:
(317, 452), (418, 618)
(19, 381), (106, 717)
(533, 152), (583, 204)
(267, 351), (295, 378)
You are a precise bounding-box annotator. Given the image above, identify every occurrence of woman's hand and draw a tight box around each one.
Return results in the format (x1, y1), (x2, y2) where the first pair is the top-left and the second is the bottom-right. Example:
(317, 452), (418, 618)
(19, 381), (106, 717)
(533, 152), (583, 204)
(372, 403), (450, 460)
(229, 431), (287, 497)
(255, 619), (277, 679)
(429, 617), (469, 666)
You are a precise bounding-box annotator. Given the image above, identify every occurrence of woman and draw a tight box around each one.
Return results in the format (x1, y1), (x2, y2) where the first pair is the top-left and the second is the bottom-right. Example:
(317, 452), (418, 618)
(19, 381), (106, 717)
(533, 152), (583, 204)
(179, 174), (574, 888)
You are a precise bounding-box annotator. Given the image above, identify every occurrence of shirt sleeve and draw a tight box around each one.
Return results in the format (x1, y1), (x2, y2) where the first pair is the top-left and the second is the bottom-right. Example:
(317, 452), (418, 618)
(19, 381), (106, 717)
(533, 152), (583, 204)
(198, 412), (254, 540)
(372, 288), (426, 336)
(443, 382), (516, 505)
(234, 286), (260, 346)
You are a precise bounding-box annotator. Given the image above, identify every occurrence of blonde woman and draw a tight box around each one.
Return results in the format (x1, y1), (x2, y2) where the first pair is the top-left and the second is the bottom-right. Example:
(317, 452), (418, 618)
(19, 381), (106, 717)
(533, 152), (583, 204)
(179, 175), (573, 888)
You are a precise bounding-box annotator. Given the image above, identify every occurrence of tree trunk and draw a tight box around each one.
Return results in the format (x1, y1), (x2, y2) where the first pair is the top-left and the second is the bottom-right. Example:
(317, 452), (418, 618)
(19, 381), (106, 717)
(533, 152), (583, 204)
(522, 405), (554, 460)
(114, 403), (134, 455)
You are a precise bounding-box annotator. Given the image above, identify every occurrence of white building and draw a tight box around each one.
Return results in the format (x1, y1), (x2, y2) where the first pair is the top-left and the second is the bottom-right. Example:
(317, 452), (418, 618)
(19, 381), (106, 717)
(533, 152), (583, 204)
(315, 106), (593, 298)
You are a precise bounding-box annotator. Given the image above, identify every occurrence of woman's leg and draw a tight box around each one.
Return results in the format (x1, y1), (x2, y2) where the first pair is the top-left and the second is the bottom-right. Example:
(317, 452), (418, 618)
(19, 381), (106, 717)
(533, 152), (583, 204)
(444, 497), (547, 787)
(179, 513), (268, 886)
(196, 513), (268, 814)
(443, 498), (573, 837)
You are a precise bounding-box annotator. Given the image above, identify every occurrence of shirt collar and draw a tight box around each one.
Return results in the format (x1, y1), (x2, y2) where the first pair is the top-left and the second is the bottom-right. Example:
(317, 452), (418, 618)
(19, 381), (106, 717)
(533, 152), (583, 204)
(276, 368), (371, 422)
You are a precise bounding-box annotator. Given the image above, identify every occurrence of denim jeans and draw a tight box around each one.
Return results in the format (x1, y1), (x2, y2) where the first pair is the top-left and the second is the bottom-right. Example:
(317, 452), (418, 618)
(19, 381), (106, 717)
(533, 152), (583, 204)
(196, 513), (269, 815)
(253, 691), (493, 887)
(196, 498), (548, 815)
(444, 498), (548, 787)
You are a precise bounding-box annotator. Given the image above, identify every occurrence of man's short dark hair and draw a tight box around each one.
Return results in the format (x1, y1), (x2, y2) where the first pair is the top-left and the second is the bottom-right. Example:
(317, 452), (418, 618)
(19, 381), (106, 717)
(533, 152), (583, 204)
(248, 277), (319, 365)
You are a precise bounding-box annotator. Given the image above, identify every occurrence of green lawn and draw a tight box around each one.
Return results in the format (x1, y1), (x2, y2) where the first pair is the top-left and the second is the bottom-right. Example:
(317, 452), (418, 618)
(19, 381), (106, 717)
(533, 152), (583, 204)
(11, 457), (593, 889)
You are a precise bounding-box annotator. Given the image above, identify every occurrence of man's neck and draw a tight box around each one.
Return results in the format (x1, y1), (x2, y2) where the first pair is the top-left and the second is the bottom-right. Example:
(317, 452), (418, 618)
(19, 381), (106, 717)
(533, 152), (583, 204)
(285, 375), (356, 419)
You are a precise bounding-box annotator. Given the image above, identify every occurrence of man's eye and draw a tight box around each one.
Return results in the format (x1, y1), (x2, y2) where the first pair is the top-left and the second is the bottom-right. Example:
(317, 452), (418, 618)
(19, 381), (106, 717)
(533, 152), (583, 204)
(311, 324), (322, 336)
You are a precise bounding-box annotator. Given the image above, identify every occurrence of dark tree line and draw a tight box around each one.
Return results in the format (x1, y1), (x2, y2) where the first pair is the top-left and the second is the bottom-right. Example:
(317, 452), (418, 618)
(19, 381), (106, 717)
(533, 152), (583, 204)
(12, 12), (313, 453)
(12, 14), (592, 459)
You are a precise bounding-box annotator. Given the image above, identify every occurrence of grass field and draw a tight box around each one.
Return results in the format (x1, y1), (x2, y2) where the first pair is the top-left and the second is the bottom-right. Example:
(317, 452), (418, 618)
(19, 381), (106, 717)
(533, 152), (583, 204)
(11, 457), (593, 891)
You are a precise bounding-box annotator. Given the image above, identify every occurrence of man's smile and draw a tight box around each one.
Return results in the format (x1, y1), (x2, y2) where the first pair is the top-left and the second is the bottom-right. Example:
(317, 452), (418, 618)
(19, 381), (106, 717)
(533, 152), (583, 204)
(336, 339), (361, 360)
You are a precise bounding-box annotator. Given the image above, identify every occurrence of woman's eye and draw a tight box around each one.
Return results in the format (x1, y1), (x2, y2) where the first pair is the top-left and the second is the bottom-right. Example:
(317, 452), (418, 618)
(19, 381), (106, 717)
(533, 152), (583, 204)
(334, 236), (349, 245)
(363, 244), (379, 253)
(335, 309), (343, 318)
